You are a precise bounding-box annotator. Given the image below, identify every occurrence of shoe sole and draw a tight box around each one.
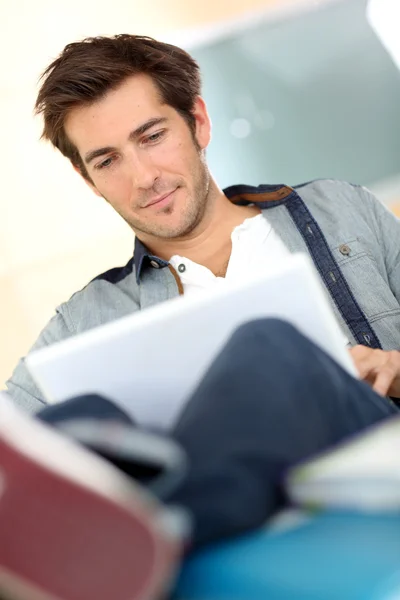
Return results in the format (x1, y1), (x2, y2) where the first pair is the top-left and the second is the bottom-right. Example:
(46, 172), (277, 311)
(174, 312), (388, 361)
(0, 404), (181, 600)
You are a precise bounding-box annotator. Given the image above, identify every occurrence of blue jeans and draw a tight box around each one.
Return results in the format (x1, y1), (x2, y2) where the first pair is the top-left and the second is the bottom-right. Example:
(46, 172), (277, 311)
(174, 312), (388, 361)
(38, 319), (397, 547)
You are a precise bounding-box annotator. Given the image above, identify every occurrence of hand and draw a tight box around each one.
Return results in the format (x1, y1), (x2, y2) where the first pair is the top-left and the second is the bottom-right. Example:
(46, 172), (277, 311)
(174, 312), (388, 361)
(349, 345), (400, 398)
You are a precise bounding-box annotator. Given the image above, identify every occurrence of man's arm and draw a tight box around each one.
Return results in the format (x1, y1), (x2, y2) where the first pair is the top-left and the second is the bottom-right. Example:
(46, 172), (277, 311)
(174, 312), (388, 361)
(5, 310), (74, 413)
(356, 185), (400, 304)
(346, 187), (400, 401)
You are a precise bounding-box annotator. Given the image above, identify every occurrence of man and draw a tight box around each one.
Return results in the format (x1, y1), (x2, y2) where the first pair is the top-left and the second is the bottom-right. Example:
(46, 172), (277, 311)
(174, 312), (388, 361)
(2, 34), (400, 599)
(5, 33), (400, 410)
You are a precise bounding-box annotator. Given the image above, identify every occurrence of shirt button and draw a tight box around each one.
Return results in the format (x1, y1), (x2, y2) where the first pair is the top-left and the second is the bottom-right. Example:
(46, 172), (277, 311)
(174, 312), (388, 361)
(339, 244), (351, 256)
(178, 263), (186, 273)
(150, 260), (160, 269)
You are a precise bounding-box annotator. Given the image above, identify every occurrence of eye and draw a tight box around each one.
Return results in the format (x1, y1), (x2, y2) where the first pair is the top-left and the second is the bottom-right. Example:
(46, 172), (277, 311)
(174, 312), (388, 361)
(144, 130), (165, 144)
(95, 156), (114, 170)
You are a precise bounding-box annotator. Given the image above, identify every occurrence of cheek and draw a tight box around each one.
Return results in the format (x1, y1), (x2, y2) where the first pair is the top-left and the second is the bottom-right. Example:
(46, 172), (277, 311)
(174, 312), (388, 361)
(154, 138), (191, 173)
(95, 173), (133, 207)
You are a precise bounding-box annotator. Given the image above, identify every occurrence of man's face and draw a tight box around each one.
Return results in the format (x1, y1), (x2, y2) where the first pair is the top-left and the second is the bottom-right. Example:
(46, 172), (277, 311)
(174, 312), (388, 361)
(64, 74), (212, 241)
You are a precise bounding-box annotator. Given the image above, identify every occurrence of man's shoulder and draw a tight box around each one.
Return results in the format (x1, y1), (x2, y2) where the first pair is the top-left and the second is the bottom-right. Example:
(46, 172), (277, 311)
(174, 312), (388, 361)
(294, 178), (364, 201)
(56, 256), (139, 332)
(89, 256), (136, 286)
(293, 178), (376, 217)
(69, 255), (137, 301)
(232, 179), (369, 211)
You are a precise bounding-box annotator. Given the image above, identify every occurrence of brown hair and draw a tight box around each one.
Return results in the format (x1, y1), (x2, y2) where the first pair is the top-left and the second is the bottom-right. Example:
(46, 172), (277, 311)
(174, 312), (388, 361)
(35, 34), (201, 178)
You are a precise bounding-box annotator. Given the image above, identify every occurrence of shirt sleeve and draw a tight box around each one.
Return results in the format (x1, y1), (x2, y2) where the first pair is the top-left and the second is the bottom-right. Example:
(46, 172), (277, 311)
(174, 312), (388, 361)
(356, 185), (400, 305)
(5, 309), (74, 414)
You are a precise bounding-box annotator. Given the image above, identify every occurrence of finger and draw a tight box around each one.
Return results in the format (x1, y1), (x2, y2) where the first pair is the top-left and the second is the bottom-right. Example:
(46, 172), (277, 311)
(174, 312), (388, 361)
(351, 351), (383, 380)
(372, 363), (398, 397)
(349, 345), (371, 357)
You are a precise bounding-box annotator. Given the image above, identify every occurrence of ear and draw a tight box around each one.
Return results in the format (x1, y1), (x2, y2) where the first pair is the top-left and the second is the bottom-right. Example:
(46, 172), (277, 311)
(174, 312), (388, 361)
(192, 96), (212, 150)
(72, 164), (102, 198)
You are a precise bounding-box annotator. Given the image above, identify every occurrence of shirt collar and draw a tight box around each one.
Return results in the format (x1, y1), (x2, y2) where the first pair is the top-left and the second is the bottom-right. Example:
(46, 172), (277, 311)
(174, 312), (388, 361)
(133, 183), (294, 283)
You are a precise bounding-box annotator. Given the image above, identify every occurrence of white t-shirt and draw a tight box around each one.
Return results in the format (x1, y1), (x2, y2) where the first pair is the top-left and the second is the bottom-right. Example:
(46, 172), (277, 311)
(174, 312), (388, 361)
(169, 213), (350, 346)
(169, 213), (290, 297)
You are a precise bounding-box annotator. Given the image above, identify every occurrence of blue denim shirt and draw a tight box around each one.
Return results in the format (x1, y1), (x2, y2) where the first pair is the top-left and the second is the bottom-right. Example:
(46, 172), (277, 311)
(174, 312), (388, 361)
(6, 179), (400, 413)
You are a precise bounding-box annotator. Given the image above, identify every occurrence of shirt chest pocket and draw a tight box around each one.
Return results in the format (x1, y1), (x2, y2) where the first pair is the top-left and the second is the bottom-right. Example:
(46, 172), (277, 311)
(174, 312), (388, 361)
(331, 238), (400, 321)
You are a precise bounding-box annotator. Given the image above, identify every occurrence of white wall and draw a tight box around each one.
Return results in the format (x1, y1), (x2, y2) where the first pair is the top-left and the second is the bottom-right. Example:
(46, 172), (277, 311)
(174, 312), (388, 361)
(0, 0), (325, 386)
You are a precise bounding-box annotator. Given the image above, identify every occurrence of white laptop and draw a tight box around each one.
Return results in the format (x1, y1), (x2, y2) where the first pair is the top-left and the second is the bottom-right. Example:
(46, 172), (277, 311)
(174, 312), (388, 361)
(26, 253), (357, 430)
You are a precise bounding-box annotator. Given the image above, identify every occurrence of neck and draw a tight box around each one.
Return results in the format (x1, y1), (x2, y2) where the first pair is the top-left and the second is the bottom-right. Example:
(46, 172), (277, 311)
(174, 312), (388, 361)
(140, 180), (260, 276)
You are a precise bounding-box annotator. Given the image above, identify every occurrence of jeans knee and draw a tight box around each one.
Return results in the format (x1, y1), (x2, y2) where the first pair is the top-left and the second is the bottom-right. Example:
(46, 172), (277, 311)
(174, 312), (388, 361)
(231, 318), (309, 352)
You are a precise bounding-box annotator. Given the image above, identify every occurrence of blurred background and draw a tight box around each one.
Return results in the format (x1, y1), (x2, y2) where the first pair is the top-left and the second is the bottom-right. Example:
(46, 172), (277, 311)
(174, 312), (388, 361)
(1, 0), (399, 386)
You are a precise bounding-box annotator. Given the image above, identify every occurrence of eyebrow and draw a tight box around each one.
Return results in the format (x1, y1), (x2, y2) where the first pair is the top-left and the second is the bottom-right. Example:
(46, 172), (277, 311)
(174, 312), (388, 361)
(83, 117), (168, 165)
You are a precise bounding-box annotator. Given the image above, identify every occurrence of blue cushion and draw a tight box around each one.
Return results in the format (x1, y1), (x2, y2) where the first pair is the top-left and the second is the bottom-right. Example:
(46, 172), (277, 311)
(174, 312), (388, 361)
(175, 512), (400, 600)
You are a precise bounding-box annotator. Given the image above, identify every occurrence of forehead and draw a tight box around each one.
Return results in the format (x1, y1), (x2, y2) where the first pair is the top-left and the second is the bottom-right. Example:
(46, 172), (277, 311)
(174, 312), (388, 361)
(64, 74), (167, 151)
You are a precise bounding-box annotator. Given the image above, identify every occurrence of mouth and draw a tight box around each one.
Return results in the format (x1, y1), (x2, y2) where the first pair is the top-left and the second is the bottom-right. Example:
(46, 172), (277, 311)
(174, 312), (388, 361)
(143, 188), (177, 209)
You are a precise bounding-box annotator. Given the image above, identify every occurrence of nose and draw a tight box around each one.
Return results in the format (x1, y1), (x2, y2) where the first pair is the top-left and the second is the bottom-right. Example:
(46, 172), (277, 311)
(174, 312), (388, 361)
(128, 149), (161, 190)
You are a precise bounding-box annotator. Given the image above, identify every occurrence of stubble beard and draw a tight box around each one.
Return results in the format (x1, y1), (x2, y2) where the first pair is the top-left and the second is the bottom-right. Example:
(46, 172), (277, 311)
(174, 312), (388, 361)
(124, 151), (212, 240)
